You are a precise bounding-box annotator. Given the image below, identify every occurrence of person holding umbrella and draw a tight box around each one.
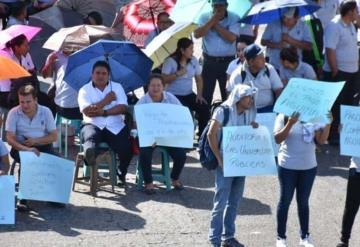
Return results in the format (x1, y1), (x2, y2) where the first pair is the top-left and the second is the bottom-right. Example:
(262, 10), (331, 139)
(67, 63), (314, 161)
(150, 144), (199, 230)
(261, 7), (312, 71)
(78, 60), (132, 186)
(144, 12), (174, 47)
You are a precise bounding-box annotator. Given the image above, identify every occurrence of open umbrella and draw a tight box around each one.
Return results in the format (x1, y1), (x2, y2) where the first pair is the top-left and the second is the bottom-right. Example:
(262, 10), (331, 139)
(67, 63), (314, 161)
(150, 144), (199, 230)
(240, 0), (321, 24)
(55, 0), (117, 27)
(28, 6), (84, 69)
(144, 22), (197, 69)
(0, 25), (41, 49)
(112, 0), (176, 48)
(170, 0), (251, 24)
(0, 56), (31, 80)
(43, 25), (123, 52)
(64, 40), (153, 92)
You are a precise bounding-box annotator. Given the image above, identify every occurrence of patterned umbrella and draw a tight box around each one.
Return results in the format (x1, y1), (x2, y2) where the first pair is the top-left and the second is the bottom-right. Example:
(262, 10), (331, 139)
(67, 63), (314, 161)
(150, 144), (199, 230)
(112, 0), (176, 47)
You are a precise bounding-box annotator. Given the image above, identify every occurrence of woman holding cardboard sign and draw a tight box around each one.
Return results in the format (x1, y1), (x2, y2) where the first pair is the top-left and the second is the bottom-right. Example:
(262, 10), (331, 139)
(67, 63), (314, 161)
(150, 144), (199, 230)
(273, 112), (332, 247)
(136, 74), (187, 195)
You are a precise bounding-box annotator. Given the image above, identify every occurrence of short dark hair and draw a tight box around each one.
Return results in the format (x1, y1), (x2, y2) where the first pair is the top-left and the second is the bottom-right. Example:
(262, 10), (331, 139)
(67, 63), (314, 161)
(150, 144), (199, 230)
(157, 12), (170, 21)
(280, 47), (299, 64)
(18, 85), (37, 99)
(92, 61), (111, 73)
(149, 73), (165, 87)
(340, 0), (357, 16)
(10, 2), (27, 18)
(6, 34), (27, 50)
(84, 11), (103, 25)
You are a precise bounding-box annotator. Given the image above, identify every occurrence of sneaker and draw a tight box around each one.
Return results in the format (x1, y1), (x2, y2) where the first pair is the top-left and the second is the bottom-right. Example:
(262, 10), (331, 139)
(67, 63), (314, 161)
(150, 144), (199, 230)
(222, 238), (243, 247)
(17, 199), (30, 212)
(336, 242), (348, 247)
(276, 238), (287, 247)
(299, 236), (314, 247)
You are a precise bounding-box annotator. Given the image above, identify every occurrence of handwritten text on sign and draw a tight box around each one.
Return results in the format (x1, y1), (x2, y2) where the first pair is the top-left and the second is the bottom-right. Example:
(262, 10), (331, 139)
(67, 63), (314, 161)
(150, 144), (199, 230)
(19, 152), (75, 204)
(0, 176), (15, 224)
(135, 103), (194, 148)
(223, 126), (277, 177)
(256, 113), (279, 156)
(274, 78), (345, 123)
(340, 105), (360, 157)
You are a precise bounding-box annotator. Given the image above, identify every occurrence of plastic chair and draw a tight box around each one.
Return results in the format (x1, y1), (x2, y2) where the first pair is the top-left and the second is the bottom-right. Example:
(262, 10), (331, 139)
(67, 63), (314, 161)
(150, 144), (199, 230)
(135, 147), (172, 191)
(55, 114), (82, 158)
(73, 142), (117, 196)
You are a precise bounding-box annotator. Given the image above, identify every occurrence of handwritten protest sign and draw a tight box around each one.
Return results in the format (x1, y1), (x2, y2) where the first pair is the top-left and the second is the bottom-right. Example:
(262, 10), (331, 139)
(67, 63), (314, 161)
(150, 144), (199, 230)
(256, 113), (279, 155)
(19, 152), (75, 204)
(223, 126), (277, 177)
(340, 105), (360, 157)
(135, 103), (194, 148)
(0, 176), (15, 224)
(274, 78), (345, 123)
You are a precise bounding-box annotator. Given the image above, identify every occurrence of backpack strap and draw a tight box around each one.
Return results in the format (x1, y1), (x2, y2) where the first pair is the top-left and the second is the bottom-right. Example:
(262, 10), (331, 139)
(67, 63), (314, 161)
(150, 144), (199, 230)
(222, 105), (230, 126)
(241, 64), (270, 83)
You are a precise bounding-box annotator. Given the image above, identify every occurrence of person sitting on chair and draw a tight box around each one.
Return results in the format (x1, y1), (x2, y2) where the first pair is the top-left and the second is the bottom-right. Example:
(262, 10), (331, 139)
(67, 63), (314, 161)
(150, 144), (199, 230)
(5, 85), (57, 211)
(136, 74), (187, 194)
(78, 60), (132, 186)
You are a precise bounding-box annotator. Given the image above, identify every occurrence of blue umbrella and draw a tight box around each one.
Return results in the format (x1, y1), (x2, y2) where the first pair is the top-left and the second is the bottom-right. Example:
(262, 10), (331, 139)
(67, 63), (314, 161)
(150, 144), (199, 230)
(240, 0), (320, 24)
(64, 39), (153, 92)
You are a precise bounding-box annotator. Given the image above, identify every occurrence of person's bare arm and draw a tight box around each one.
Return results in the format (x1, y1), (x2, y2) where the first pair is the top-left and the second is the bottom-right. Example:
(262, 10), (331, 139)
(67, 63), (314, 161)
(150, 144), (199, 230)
(274, 112), (299, 144)
(41, 52), (57, 78)
(23, 130), (57, 147)
(325, 48), (338, 77)
(213, 24), (237, 43)
(282, 34), (312, 50)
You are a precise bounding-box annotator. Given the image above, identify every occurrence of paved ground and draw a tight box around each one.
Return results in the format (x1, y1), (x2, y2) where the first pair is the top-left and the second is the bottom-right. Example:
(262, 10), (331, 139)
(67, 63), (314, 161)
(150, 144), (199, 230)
(0, 144), (359, 247)
(1, 5), (360, 246)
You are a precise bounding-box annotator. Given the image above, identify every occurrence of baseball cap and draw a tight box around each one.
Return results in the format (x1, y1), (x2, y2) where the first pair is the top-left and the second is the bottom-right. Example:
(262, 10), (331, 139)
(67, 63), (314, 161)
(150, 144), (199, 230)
(244, 44), (264, 61)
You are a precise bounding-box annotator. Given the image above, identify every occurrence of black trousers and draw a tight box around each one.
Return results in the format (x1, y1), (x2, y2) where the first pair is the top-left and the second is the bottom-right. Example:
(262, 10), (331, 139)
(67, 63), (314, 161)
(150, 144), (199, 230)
(139, 146), (186, 184)
(10, 144), (54, 164)
(56, 105), (83, 120)
(81, 124), (132, 176)
(340, 168), (360, 243)
(322, 70), (359, 142)
(202, 54), (233, 104)
(175, 92), (209, 136)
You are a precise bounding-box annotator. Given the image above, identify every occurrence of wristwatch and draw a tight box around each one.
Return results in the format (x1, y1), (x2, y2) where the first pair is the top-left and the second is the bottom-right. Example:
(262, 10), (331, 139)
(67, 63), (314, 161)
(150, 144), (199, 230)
(103, 110), (108, 117)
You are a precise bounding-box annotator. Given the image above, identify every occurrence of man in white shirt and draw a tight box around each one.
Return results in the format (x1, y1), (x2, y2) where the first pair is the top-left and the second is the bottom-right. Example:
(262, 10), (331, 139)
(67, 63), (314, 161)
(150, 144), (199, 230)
(78, 61), (132, 185)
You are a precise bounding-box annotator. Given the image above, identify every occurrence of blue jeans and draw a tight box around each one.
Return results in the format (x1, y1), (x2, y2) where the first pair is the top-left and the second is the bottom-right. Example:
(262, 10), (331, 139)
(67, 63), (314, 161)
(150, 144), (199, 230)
(209, 167), (245, 244)
(277, 166), (317, 239)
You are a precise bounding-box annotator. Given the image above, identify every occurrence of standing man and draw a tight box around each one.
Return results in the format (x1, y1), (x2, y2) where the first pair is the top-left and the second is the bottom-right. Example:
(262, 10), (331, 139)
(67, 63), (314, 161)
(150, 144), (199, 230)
(261, 7), (312, 71)
(227, 44), (283, 113)
(78, 61), (132, 185)
(194, 0), (240, 105)
(322, 0), (359, 145)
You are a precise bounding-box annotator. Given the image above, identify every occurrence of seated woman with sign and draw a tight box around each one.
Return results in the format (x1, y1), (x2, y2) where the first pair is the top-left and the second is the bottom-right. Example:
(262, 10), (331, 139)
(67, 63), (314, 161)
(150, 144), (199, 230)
(136, 74), (187, 195)
(162, 37), (209, 138)
(273, 111), (332, 247)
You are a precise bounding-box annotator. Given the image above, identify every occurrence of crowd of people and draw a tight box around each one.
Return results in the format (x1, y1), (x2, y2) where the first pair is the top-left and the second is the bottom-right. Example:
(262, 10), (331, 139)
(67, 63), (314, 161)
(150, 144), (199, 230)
(0, 0), (359, 247)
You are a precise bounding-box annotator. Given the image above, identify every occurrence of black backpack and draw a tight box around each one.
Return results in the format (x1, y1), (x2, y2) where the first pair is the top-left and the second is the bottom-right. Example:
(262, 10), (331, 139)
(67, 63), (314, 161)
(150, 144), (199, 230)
(198, 105), (230, 170)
